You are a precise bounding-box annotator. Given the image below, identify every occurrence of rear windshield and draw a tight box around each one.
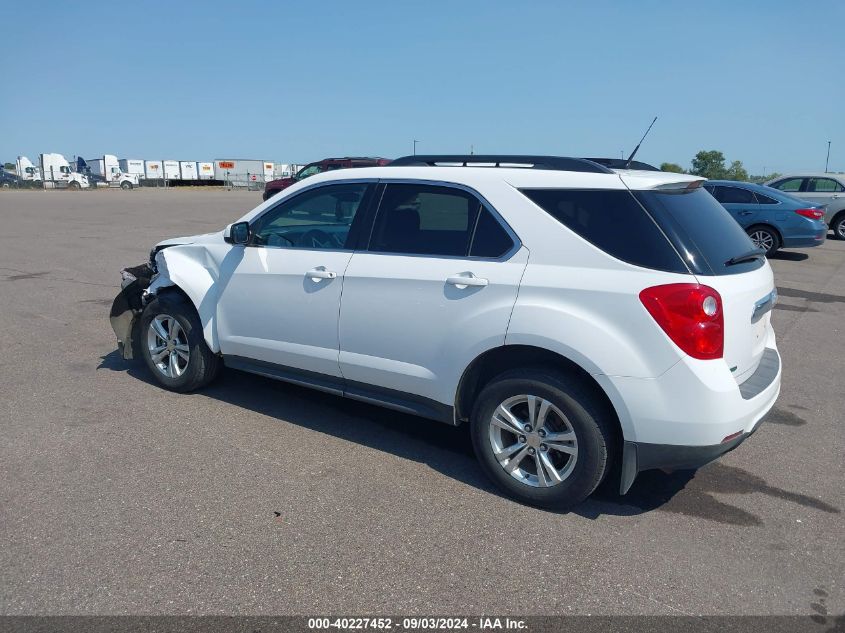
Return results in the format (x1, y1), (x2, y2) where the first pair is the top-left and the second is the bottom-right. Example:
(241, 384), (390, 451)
(633, 187), (764, 276)
(521, 189), (687, 273)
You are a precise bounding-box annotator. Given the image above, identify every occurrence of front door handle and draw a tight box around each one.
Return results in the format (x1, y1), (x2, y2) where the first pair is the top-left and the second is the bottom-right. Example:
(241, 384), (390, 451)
(306, 267), (337, 282)
(446, 273), (488, 288)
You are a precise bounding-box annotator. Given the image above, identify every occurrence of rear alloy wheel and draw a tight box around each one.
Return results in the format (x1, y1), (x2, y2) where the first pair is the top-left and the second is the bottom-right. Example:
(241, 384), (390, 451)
(747, 226), (779, 255)
(832, 214), (845, 240)
(471, 369), (614, 510)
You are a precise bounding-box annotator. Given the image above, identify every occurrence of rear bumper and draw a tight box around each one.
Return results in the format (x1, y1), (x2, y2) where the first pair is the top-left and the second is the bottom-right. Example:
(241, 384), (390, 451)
(620, 424), (760, 493)
(782, 226), (827, 248)
(597, 336), (781, 494)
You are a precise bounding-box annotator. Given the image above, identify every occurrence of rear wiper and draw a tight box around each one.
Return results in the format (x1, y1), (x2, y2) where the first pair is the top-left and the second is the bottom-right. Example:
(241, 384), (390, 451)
(725, 248), (766, 266)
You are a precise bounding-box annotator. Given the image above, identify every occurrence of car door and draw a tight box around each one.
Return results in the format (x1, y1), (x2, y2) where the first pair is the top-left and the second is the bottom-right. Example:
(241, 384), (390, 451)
(338, 182), (528, 415)
(710, 184), (759, 227)
(805, 177), (844, 209)
(216, 181), (374, 379)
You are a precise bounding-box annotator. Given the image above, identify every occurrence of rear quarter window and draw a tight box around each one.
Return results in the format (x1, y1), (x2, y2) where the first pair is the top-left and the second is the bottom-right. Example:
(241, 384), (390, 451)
(634, 187), (763, 276)
(520, 189), (687, 273)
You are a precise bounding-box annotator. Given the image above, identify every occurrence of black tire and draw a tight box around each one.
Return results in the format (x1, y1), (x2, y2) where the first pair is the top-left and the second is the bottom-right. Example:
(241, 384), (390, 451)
(470, 368), (615, 510)
(139, 292), (221, 392)
(1, 182), (9, 189)
(746, 225), (780, 256)
(831, 213), (845, 240)
(68, 181), (81, 190)
(120, 181), (132, 190)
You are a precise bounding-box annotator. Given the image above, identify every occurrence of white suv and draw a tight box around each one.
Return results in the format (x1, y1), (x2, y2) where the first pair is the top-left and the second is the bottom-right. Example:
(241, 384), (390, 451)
(110, 155), (782, 509)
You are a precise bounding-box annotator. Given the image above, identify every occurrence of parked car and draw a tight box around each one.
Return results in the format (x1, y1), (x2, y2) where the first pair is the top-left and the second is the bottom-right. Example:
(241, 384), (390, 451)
(263, 157), (391, 201)
(703, 180), (827, 255)
(110, 154), (781, 510)
(0, 170), (21, 188)
(765, 173), (845, 240)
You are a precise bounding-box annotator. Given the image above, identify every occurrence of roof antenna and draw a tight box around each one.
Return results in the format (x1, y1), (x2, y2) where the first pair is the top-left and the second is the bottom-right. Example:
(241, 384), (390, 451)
(625, 116), (657, 169)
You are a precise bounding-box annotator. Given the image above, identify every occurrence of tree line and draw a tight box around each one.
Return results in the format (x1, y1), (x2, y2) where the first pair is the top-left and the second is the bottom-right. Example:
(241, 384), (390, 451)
(660, 151), (778, 183)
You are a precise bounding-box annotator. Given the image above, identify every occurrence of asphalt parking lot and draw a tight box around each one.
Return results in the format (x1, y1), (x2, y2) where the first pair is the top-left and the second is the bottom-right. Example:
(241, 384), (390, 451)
(0, 188), (842, 618)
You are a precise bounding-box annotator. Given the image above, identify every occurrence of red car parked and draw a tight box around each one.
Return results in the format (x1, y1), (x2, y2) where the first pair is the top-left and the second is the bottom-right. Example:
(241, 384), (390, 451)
(263, 157), (391, 201)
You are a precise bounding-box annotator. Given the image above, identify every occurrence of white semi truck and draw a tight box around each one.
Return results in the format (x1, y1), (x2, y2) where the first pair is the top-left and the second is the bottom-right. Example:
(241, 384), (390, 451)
(40, 153), (89, 189)
(15, 156), (42, 181)
(81, 155), (140, 189)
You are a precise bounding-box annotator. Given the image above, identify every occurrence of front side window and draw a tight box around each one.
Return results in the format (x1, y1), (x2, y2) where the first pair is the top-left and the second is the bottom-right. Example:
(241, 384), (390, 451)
(808, 177), (844, 193)
(711, 185), (755, 204)
(369, 184), (482, 257)
(251, 183), (369, 249)
(771, 177), (804, 192)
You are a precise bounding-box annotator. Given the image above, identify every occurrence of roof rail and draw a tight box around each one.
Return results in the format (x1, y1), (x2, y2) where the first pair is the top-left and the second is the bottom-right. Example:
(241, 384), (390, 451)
(584, 157), (660, 171)
(389, 155), (613, 174)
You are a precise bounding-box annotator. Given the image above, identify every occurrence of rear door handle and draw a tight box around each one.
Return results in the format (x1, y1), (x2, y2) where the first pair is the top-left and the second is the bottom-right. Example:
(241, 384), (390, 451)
(446, 273), (488, 288)
(739, 210), (754, 216)
(306, 267), (337, 281)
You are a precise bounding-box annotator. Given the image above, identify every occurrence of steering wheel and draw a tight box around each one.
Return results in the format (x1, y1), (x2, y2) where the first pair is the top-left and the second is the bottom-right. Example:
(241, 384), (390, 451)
(298, 228), (338, 249)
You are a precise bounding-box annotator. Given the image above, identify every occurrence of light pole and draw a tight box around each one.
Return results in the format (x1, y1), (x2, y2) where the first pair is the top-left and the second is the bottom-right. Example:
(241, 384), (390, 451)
(825, 141), (831, 173)
(413, 139), (419, 155)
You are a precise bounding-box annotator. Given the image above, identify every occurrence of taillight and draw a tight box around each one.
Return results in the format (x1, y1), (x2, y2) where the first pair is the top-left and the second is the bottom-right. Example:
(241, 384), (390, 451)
(795, 208), (824, 219)
(639, 284), (724, 360)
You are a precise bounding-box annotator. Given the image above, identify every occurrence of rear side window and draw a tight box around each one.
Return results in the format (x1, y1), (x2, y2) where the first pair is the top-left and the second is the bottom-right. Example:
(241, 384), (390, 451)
(470, 208), (514, 257)
(369, 184), (480, 257)
(520, 189), (686, 273)
(710, 185), (755, 204)
(634, 187), (763, 276)
(808, 177), (844, 193)
(754, 192), (779, 204)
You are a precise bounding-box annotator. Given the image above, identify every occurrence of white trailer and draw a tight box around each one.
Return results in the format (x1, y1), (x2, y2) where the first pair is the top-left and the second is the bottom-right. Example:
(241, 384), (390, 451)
(15, 156), (42, 181)
(144, 160), (163, 180)
(179, 161), (198, 180)
(197, 161), (215, 180)
(40, 153), (89, 189)
(213, 159), (274, 188)
(162, 160), (180, 180)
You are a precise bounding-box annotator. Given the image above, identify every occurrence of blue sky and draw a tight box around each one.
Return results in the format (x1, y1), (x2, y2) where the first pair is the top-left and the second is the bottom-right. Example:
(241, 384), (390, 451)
(1, 1), (842, 173)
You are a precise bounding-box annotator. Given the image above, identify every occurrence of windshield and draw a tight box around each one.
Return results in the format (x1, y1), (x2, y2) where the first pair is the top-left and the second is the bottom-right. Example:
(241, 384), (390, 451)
(634, 187), (764, 276)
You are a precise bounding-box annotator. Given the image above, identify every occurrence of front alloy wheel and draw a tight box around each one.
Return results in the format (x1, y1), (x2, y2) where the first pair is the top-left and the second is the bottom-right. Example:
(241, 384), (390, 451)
(489, 395), (578, 487)
(147, 314), (190, 378)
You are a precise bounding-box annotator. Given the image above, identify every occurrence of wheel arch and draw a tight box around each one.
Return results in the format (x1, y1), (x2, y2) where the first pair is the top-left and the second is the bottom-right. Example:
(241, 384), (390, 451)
(454, 344), (626, 444)
(147, 247), (222, 352)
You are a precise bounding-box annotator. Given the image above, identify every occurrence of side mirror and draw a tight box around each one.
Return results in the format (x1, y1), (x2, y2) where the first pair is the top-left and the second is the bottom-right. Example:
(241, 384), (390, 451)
(224, 221), (250, 245)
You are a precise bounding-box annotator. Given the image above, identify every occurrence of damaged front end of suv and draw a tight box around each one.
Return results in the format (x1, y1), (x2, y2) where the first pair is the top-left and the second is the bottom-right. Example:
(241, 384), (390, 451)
(108, 250), (165, 360)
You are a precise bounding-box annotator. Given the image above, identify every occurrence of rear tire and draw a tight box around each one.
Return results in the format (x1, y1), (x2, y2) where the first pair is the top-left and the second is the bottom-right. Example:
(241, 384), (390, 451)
(470, 368), (615, 510)
(746, 225), (780, 256)
(832, 213), (845, 240)
(139, 293), (221, 392)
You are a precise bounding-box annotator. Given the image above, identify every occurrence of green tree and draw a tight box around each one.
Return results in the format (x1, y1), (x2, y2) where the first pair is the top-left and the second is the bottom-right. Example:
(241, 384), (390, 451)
(748, 172), (780, 184)
(3, 162), (14, 171)
(724, 160), (749, 181)
(660, 162), (686, 173)
(690, 150), (727, 179)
